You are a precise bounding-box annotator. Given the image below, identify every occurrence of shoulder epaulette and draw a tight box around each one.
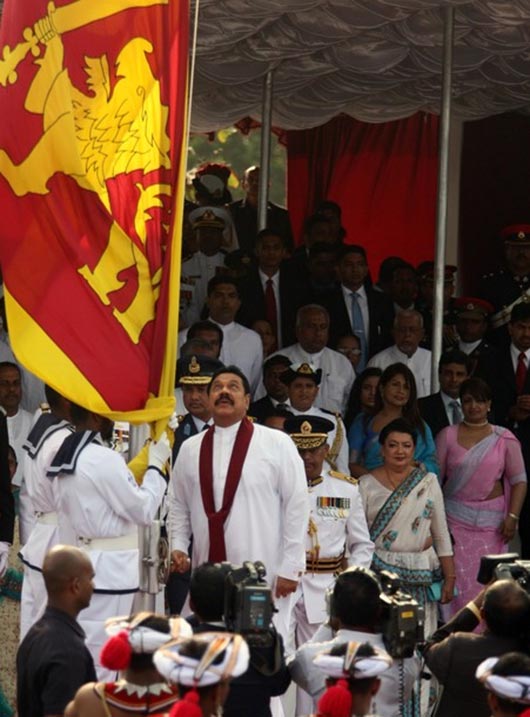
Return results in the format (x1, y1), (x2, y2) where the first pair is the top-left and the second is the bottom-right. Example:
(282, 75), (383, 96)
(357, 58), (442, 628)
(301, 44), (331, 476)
(177, 415), (185, 425)
(329, 469), (358, 486)
(321, 408), (341, 418)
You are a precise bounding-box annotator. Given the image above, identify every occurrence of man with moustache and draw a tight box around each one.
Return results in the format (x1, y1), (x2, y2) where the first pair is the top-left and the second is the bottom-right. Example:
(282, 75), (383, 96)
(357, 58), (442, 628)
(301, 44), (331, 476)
(168, 365), (309, 639)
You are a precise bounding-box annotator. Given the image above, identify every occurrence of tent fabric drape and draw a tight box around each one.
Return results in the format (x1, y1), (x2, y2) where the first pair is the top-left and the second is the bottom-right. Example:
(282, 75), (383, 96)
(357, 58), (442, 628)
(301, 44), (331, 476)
(287, 113), (439, 273)
(191, 0), (530, 132)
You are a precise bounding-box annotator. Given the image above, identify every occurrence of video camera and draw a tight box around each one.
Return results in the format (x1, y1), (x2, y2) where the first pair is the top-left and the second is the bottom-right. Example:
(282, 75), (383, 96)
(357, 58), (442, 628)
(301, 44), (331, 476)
(215, 560), (275, 646)
(478, 553), (530, 591)
(378, 571), (425, 659)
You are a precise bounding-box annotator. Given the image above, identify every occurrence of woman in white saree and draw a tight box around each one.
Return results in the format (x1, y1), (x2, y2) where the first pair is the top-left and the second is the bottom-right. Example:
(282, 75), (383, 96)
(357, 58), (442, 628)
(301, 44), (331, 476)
(359, 417), (455, 639)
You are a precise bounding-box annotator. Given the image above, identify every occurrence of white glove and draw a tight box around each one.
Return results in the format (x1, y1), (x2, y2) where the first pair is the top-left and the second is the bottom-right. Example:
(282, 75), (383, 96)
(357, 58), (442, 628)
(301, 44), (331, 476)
(167, 412), (179, 431)
(148, 433), (171, 471)
(0, 542), (10, 578)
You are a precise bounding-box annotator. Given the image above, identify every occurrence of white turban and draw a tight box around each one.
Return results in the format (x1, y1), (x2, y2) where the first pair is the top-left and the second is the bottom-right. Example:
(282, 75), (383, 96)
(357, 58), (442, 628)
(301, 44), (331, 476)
(153, 632), (250, 687)
(105, 614), (192, 654)
(476, 656), (530, 705)
(313, 640), (393, 680)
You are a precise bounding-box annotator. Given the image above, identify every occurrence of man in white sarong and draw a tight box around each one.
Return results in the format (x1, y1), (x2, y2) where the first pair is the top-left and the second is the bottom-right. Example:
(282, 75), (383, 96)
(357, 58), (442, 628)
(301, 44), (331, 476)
(19, 387), (74, 639)
(48, 404), (169, 679)
(168, 365), (309, 641)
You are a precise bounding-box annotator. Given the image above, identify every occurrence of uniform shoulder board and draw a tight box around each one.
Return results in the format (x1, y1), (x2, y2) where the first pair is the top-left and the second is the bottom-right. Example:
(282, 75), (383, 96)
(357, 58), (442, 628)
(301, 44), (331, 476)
(329, 469), (358, 486)
(177, 415), (185, 425)
(40, 402), (51, 413)
(321, 408), (342, 418)
(246, 415), (256, 423)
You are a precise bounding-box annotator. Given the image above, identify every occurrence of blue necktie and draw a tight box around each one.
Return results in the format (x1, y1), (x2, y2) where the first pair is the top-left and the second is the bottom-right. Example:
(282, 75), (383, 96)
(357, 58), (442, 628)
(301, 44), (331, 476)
(351, 291), (367, 371)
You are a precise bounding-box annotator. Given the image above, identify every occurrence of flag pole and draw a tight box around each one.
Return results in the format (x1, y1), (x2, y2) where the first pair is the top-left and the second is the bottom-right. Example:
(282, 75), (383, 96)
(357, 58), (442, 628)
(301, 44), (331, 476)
(258, 70), (273, 231)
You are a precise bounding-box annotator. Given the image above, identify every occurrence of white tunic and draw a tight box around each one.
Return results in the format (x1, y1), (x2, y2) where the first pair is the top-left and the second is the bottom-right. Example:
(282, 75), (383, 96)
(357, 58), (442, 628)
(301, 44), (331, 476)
(20, 423), (72, 568)
(273, 344), (355, 414)
(7, 408), (32, 490)
(290, 406), (349, 475)
(212, 321), (264, 398)
(180, 251), (226, 319)
(299, 470), (374, 624)
(168, 421), (309, 583)
(56, 442), (166, 592)
(367, 344), (432, 397)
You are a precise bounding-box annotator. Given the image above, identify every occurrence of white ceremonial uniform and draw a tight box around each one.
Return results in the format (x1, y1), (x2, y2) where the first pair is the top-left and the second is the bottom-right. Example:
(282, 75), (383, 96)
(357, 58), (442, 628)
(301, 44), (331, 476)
(290, 406), (349, 475)
(367, 345), (432, 397)
(274, 344), (355, 414)
(7, 408), (32, 489)
(212, 321), (264, 398)
(181, 251), (226, 318)
(19, 419), (73, 639)
(55, 439), (166, 679)
(168, 421), (309, 640)
(292, 470), (373, 714)
(290, 625), (420, 717)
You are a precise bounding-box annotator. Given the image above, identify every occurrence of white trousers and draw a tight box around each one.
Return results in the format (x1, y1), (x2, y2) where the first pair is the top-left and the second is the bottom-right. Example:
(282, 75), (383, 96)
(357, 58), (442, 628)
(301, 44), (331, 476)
(20, 565), (47, 641)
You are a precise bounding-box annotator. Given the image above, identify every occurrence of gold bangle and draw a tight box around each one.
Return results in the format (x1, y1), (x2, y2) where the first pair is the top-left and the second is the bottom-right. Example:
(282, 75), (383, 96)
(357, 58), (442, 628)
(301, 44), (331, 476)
(466, 602), (482, 620)
(508, 513), (520, 522)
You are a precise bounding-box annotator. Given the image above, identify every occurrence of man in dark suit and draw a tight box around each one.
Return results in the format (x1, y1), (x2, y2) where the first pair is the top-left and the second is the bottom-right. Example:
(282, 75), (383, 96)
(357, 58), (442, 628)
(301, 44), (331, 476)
(424, 579), (530, 717)
(419, 350), (471, 438)
(230, 166), (293, 253)
(249, 354), (291, 424)
(0, 409), (13, 577)
(453, 297), (499, 389)
(493, 301), (530, 557)
(239, 229), (307, 348)
(322, 245), (394, 366)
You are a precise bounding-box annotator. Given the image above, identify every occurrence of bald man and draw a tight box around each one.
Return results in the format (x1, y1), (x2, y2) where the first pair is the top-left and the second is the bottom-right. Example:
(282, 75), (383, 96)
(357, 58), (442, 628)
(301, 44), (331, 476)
(17, 546), (96, 717)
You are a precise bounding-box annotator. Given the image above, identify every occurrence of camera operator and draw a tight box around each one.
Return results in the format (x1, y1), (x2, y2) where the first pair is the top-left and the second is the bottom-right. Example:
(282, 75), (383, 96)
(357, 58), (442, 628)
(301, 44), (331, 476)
(187, 562), (291, 717)
(289, 566), (420, 717)
(423, 579), (530, 717)
(476, 652), (530, 717)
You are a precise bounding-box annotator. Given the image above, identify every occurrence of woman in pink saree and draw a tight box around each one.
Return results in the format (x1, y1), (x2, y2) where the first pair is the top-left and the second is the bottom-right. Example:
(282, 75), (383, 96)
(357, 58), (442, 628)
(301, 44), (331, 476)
(436, 377), (527, 616)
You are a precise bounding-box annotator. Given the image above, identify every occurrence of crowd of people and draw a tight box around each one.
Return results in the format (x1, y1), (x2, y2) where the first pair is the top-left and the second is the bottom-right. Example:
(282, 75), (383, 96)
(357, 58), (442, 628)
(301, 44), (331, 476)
(2, 161), (530, 717)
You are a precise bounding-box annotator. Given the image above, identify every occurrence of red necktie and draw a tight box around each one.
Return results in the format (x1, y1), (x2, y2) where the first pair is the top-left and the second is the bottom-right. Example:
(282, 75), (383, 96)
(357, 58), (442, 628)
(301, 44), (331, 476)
(516, 352), (527, 394)
(264, 278), (278, 340)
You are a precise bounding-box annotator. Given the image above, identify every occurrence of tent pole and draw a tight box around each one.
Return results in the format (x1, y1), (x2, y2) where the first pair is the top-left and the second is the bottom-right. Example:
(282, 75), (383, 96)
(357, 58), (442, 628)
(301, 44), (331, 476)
(431, 5), (454, 392)
(258, 70), (274, 231)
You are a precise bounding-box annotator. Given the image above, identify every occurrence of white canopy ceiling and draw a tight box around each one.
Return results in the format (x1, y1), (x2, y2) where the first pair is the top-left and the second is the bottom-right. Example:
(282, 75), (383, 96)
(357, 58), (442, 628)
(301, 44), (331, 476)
(191, 0), (530, 131)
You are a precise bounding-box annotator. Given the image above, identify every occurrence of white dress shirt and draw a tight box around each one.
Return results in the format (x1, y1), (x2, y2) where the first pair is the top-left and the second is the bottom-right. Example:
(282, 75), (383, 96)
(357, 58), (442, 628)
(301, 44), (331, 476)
(212, 320), (264, 398)
(367, 344), (432, 397)
(458, 338), (482, 355)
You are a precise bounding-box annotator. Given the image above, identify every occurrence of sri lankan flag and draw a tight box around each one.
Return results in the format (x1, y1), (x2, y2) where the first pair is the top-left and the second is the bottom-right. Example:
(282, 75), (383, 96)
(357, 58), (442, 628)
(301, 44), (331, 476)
(0, 0), (188, 424)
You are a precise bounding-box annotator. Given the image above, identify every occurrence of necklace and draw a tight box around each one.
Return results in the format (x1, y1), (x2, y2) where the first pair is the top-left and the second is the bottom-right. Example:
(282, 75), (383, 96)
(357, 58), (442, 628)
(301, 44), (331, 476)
(384, 467), (405, 491)
(462, 419), (489, 428)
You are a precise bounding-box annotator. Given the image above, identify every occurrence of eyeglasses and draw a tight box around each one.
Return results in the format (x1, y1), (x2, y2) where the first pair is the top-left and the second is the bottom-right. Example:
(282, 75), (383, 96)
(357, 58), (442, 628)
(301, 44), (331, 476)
(337, 348), (362, 356)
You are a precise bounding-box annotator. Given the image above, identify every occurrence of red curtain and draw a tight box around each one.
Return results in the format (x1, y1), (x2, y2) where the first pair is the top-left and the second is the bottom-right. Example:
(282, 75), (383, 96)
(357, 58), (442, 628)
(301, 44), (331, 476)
(287, 113), (439, 276)
(459, 113), (530, 295)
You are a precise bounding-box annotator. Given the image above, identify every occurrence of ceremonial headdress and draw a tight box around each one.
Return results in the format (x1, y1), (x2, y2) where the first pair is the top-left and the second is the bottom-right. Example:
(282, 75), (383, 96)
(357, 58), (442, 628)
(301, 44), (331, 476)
(453, 297), (494, 319)
(501, 224), (530, 245)
(177, 356), (225, 386)
(417, 261), (457, 283)
(100, 613), (192, 671)
(280, 361), (322, 386)
(189, 207), (226, 231)
(285, 414), (334, 449)
(476, 655), (530, 706)
(153, 632), (250, 688)
(313, 640), (393, 680)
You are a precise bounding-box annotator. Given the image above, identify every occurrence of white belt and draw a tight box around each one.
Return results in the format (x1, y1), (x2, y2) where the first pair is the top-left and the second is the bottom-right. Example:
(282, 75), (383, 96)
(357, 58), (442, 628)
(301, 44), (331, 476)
(77, 532), (138, 551)
(35, 511), (58, 526)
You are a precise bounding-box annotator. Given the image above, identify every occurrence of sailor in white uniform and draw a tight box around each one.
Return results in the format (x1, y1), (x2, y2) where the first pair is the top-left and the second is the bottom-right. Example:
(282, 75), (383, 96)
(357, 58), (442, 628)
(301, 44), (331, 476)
(19, 389), (74, 639)
(48, 404), (169, 679)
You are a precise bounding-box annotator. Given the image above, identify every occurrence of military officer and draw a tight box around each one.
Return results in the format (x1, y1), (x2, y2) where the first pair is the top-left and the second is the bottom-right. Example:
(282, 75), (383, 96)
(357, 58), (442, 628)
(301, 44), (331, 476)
(169, 354), (224, 614)
(285, 414), (373, 713)
(281, 361), (350, 474)
(479, 224), (530, 346)
(172, 355), (225, 461)
(453, 296), (498, 389)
